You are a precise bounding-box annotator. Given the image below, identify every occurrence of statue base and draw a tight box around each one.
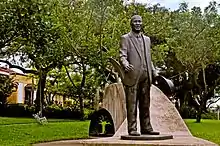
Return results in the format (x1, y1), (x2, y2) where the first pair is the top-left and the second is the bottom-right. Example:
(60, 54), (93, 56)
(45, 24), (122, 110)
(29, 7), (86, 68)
(121, 134), (173, 140)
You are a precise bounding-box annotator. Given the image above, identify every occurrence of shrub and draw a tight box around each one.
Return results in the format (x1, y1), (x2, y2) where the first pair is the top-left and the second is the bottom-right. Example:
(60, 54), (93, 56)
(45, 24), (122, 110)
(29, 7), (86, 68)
(0, 75), (15, 105)
(43, 104), (81, 119)
(179, 105), (197, 119)
(0, 104), (85, 119)
(201, 112), (217, 120)
(1, 104), (32, 117)
(63, 100), (72, 106)
(0, 103), (96, 120)
(83, 108), (95, 120)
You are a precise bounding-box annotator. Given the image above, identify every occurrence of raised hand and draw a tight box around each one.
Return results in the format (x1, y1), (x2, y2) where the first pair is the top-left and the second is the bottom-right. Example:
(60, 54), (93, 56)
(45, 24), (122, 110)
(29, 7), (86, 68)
(125, 64), (134, 72)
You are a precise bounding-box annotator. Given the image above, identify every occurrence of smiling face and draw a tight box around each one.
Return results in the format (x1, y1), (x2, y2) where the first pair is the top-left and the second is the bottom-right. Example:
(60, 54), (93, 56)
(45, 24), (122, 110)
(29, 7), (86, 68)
(130, 15), (142, 33)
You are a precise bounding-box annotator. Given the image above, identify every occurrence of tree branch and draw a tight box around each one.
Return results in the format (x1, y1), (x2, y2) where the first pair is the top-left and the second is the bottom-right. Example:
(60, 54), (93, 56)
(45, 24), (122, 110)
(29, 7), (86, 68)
(194, 26), (206, 38)
(0, 60), (37, 74)
(64, 65), (77, 88)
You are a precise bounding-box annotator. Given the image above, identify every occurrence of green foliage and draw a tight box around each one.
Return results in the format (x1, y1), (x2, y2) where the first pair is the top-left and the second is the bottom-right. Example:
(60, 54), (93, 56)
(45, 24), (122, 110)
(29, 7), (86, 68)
(156, 1), (220, 122)
(0, 75), (14, 105)
(1, 0), (67, 62)
(0, 0), (71, 111)
(167, 7), (220, 72)
(57, 0), (127, 86)
(179, 105), (197, 119)
(2, 104), (31, 117)
(201, 112), (217, 120)
(45, 67), (98, 110)
(0, 104), (87, 119)
(0, 0), (21, 55)
(43, 104), (82, 119)
(83, 108), (95, 120)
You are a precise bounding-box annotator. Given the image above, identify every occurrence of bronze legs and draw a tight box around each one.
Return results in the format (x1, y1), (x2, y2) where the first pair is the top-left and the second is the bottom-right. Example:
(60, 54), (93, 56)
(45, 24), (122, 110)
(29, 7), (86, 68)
(125, 78), (153, 134)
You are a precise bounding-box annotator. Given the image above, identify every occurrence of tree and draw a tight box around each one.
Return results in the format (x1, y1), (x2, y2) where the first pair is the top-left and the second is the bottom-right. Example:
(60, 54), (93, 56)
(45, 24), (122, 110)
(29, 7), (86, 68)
(1, 0), (69, 113)
(216, 105), (220, 120)
(167, 1), (220, 122)
(55, 0), (128, 118)
(0, 0), (23, 58)
(0, 75), (15, 107)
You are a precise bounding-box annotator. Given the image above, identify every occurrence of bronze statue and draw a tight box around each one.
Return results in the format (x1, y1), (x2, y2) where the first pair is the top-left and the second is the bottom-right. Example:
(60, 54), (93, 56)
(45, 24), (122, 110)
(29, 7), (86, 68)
(119, 15), (159, 136)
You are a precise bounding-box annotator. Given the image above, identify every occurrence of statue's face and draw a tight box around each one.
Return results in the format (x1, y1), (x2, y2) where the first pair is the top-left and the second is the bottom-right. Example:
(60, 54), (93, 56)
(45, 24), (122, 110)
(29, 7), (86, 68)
(131, 16), (142, 33)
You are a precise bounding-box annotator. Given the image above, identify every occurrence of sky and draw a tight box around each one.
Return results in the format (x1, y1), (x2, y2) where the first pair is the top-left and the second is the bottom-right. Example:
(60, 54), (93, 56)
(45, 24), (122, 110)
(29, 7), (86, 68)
(126, 0), (220, 11)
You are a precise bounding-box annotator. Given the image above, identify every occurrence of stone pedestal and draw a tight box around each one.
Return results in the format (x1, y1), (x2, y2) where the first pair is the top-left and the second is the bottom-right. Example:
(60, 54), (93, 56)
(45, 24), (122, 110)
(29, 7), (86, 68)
(34, 136), (217, 146)
(121, 134), (173, 140)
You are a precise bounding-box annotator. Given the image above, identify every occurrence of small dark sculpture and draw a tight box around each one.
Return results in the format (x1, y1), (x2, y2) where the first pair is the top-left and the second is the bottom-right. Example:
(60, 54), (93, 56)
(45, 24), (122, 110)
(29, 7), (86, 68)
(154, 76), (175, 98)
(119, 15), (159, 136)
(89, 108), (115, 137)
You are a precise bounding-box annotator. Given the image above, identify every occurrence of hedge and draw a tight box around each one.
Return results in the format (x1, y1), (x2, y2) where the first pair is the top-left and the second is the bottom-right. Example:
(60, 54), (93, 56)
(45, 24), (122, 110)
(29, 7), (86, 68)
(0, 104), (94, 119)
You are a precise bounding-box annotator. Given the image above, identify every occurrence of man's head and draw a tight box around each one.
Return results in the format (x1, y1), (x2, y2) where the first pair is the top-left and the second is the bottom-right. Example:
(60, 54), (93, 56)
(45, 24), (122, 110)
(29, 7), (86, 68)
(130, 15), (142, 33)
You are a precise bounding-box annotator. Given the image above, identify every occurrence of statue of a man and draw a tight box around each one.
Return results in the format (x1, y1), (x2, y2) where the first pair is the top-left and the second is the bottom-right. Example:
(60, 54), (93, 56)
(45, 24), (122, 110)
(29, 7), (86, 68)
(119, 15), (159, 136)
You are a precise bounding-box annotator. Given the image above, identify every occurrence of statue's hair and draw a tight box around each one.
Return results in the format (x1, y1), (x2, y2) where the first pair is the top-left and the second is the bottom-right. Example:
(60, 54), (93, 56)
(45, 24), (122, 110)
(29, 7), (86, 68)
(130, 15), (142, 24)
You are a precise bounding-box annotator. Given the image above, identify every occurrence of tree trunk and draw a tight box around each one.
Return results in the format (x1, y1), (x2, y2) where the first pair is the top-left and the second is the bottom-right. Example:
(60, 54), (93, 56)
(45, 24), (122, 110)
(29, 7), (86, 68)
(45, 93), (51, 105)
(79, 60), (86, 120)
(196, 108), (202, 123)
(218, 110), (219, 120)
(179, 91), (187, 110)
(79, 93), (84, 120)
(35, 71), (47, 113)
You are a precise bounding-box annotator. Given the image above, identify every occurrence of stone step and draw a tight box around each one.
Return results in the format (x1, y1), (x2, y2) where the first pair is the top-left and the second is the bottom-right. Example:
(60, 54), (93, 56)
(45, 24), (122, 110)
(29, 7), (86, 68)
(35, 136), (217, 146)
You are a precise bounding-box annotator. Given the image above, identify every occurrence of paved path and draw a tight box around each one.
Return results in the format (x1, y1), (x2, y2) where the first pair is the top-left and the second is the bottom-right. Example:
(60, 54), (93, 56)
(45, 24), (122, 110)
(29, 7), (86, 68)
(35, 136), (217, 146)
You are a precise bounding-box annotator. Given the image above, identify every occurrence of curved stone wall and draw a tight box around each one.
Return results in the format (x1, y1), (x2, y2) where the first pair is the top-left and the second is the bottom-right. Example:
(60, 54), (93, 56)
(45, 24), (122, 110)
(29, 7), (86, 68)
(101, 83), (126, 132)
(104, 84), (192, 137)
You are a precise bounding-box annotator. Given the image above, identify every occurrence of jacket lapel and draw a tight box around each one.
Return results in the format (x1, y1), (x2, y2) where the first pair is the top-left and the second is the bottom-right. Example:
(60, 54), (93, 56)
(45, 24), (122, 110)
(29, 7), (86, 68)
(142, 34), (149, 56)
(128, 32), (142, 59)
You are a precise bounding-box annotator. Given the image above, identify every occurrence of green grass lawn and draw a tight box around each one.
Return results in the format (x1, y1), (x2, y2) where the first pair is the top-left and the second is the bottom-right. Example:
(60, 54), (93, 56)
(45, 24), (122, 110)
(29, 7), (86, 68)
(184, 119), (220, 145)
(0, 117), (80, 125)
(0, 117), (90, 146)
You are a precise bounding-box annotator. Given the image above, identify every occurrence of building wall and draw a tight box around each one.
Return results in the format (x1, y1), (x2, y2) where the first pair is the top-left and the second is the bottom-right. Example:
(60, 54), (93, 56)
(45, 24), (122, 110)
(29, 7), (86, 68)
(7, 74), (35, 104)
(7, 92), (17, 104)
(12, 74), (33, 84)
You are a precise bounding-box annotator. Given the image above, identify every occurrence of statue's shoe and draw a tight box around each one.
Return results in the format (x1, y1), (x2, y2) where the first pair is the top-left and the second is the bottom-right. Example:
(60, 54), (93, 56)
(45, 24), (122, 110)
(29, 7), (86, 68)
(141, 131), (160, 135)
(129, 131), (140, 136)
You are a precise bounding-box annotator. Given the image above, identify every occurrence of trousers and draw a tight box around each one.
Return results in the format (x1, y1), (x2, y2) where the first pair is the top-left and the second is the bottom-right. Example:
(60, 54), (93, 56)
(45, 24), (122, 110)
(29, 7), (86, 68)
(125, 69), (153, 133)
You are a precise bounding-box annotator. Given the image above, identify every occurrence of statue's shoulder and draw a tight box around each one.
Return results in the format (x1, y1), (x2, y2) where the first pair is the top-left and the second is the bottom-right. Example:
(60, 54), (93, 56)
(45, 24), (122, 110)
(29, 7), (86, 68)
(142, 34), (150, 40)
(121, 33), (130, 39)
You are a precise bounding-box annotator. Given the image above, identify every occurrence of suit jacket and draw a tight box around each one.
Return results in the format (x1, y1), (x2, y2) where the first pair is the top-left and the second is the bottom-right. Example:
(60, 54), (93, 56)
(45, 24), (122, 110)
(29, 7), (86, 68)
(119, 31), (156, 86)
